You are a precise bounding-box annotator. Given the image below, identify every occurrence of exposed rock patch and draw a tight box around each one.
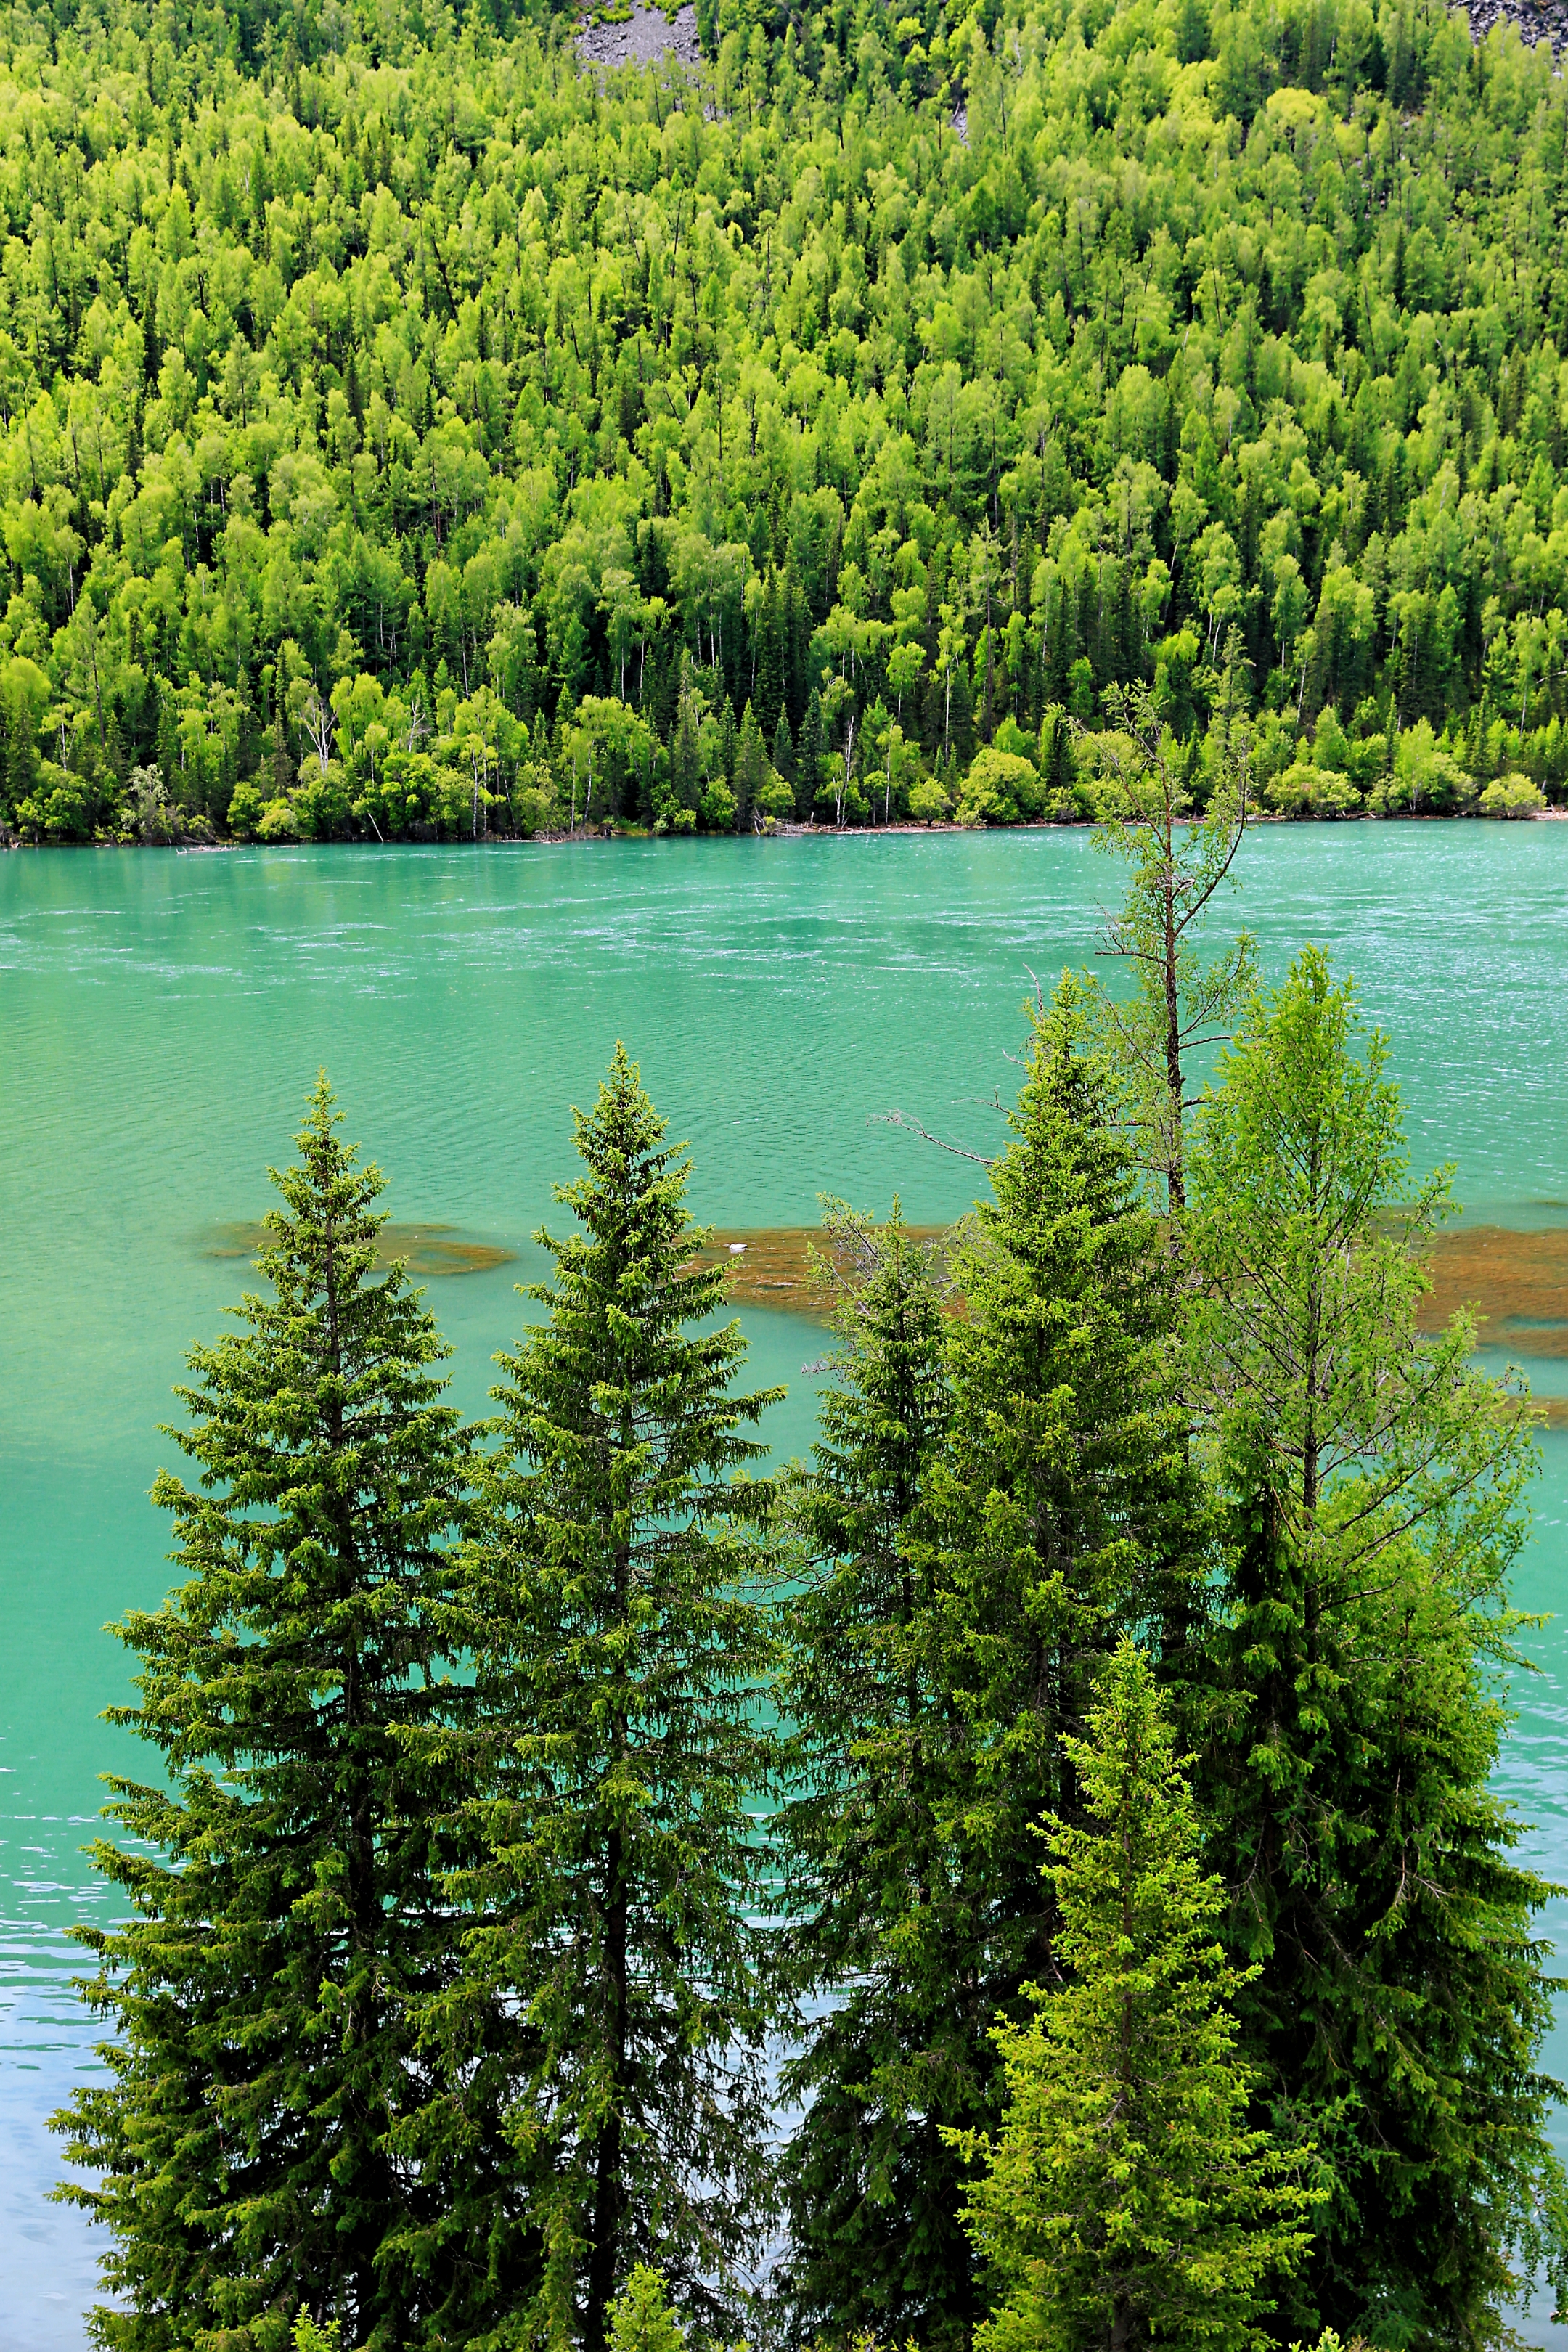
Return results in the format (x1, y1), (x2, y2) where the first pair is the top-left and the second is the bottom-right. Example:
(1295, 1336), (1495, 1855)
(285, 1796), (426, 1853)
(575, 2), (703, 73)
(1460, 0), (1566, 46)
(571, 0), (1564, 84)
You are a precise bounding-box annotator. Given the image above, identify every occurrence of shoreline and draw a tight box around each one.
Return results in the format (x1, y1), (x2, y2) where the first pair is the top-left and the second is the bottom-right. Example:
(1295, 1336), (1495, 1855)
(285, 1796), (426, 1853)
(4, 808), (1561, 852)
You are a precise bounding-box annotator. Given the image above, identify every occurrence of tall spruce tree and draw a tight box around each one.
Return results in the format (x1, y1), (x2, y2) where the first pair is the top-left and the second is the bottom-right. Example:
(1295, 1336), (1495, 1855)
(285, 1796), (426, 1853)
(797, 687), (825, 819)
(929, 973), (1211, 1894)
(773, 1203), (957, 2348)
(755, 569), (785, 744)
(442, 1045), (782, 2352)
(954, 1638), (1312, 2352)
(776, 991), (1211, 2352)
(735, 700), (767, 832)
(51, 1079), (502, 2352)
(1184, 949), (1568, 2343)
(771, 709), (796, 785)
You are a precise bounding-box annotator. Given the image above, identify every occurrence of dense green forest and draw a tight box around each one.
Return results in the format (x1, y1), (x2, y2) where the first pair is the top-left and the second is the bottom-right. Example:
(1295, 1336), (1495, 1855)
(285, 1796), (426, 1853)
(5, 0), (1568, 841)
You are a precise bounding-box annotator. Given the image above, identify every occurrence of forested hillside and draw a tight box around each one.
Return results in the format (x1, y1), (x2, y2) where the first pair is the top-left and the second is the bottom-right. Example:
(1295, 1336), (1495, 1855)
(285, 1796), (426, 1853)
(4, 0), (1567, 841)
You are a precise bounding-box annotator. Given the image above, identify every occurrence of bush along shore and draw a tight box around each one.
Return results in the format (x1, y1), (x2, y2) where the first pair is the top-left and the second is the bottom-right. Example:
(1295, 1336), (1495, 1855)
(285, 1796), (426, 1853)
(4, 0), (1568, 846)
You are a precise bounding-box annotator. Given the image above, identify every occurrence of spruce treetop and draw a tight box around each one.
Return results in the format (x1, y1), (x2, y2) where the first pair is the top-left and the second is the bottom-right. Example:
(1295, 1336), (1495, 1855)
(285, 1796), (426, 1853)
(507, 1040), (777, 1502)
(52, 1077), (496, 2352)
(937, 975), (1207, 1686)
(956, 1639), (1314, 2352)
(131, 1071), (469, 1773)
(446, 1042), (783, 2352)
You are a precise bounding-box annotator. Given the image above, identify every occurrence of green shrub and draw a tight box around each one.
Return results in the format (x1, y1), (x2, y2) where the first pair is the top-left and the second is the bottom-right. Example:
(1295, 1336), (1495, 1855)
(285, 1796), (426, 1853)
(1479, 773), (1547, 818)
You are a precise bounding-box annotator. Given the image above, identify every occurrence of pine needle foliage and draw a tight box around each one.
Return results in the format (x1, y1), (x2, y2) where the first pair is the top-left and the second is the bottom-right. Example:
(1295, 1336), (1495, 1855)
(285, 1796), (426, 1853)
(441, 1043), (783, 2352)
(928, 972), (1211, 1908)
(772, 1200), (958, 2350)
(1184, 950), (1568, 2344)
(918, 979), (1214, 2323)
(607, 2266), (687, 2352)
(49, 1077), (492, 2352)
(775, 992), (1213, 2352)
(954, 1638), (1314, 2352)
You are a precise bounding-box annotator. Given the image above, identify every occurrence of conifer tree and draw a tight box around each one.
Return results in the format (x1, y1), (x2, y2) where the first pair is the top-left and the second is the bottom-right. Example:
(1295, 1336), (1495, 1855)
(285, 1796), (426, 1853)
(772, 708), (796, 785)
(948, 655), (976, 770)
(910, 987), (1209, 2346)
(155, 683), (181, 802)
(955, 1639), (1313, 2352)
(608, 2266), (686, 2352)
(773, 1204), (959, 2347)
(931, 975), (1209, 1869)
(755, 571), (784, 743)
(0, 655), (44, 817)
(51, 1079), (501, 2352)
(783, 559), (810, 732)
(671, 658), (703, 815)
(797, 685), (825, 818)
(735, 699), (767, 831)
(1185, 949), (1568, 2342)
(444, 1045), (782, 2352)
(776, 993), (1211, 2351)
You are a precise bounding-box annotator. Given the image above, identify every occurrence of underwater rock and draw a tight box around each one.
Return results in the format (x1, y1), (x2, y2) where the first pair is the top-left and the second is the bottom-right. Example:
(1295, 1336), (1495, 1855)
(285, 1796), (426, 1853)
(203, 1222), (516, 1277)
(1420, 1222), (1568, 1357)
(690, 1225), (948, 1315)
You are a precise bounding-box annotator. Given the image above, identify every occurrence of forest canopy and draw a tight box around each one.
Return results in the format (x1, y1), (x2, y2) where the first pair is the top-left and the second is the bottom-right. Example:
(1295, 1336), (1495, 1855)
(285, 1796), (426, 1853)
(3, 0), (1567, 842)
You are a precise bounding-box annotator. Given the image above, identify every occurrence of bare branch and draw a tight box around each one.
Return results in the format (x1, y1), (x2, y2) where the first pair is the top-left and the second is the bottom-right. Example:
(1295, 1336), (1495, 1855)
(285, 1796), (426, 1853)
(870, 1110), (997, 1166)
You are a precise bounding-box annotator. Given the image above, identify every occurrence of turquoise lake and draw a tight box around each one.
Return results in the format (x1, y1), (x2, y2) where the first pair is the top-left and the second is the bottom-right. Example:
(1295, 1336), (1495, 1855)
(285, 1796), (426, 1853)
(6, 824), (1568, 2347)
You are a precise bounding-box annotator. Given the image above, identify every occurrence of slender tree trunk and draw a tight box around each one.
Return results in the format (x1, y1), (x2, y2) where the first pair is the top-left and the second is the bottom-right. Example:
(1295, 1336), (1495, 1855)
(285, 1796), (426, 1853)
(584, 1821), (629, 2351)
(1162, 842), (1184, 1215)
(343, 1633), (384, 2338)
(1110, 1856), (1137, 2352)
(585, 1462), (634, 2352)
(322, 1210), (386, 2341)
(1301, 1133), (1323, 1534)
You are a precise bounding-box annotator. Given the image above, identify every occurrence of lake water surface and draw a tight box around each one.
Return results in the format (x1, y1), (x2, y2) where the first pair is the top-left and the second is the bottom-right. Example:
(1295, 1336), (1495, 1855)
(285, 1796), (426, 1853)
(6, 825), (1568, 2348)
